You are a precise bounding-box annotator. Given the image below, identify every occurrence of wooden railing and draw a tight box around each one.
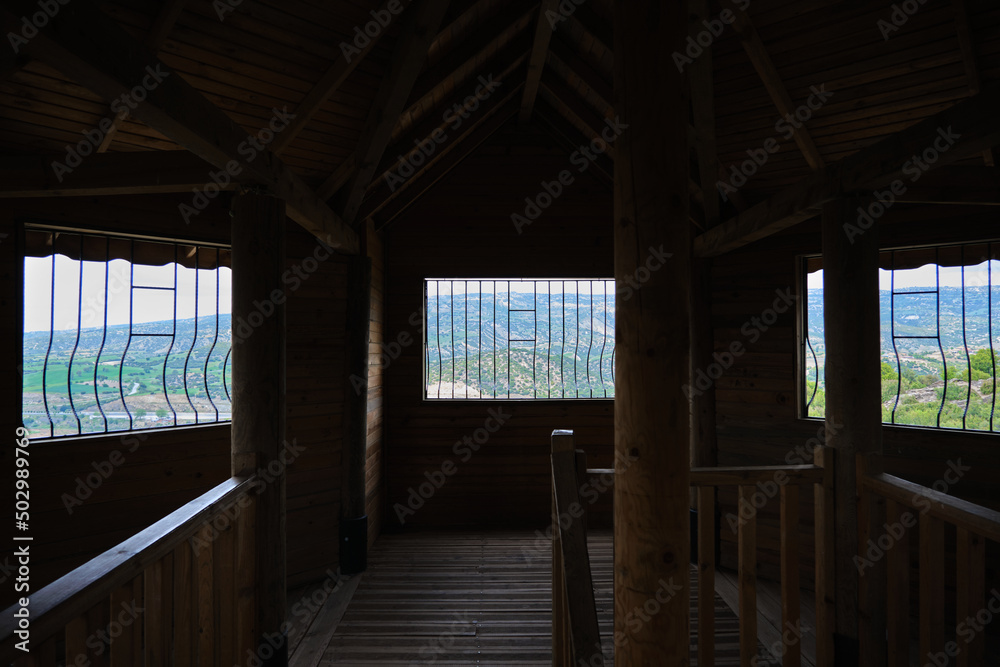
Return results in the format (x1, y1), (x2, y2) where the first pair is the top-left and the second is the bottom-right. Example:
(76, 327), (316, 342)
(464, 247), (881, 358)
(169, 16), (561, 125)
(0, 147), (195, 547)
(690, 457), (833, 667)
(1, 476), (258, 666)
(550, 430), (605, 667)
(550, 430), (836, 667)
(858, 455), (1000, 667)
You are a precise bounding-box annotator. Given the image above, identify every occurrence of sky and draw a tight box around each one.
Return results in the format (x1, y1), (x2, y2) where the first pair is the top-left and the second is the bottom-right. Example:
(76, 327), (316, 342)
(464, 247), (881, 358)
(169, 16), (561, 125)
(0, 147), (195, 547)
(806, 260), (997, 291)
(24, 255), (232, 333)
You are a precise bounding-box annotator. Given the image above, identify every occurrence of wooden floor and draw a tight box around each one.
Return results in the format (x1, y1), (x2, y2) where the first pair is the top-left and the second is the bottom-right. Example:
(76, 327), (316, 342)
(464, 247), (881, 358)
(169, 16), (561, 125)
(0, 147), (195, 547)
(291, 530), (761, 666)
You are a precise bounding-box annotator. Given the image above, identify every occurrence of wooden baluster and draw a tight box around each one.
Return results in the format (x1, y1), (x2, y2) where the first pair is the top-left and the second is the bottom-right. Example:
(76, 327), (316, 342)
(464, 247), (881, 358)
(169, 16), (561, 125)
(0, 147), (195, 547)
(697, 486), (715, 667)
(196, 523), (216, 666)
(65, 613), (89, 666)
(813, 446), (835, 667)
(885, 499), (910, 667)
(144, 553), (173, 666)
(108, 583), (136, 667)
(87, 602), (109, 667)
(173, 543), (197, 665)
(919, 514), (945, 664)
(236, 491), (258, 663)
(738, 485), (757, 667)
(215, 511), (237, 666)
(955, 527), (985, 667)
(13, 635), (56, 666)
(781, 483), (801, 667)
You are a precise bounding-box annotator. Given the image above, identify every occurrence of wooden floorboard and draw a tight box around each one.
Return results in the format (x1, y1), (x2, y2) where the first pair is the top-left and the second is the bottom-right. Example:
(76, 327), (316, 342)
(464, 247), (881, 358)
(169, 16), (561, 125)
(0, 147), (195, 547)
(312, 529), (759, 665)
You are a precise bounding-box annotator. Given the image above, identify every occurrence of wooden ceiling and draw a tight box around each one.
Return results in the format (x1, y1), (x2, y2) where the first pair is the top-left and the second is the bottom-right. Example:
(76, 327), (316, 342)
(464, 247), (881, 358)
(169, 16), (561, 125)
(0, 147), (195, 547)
(0, 0), (998, 247)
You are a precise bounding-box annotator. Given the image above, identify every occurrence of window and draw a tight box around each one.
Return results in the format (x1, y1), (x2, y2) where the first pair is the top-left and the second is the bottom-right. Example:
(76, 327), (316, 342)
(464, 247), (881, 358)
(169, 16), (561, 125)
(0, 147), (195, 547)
(424, 279), (615, 399)
(802, 242), (999, 431)
(22, 226), (232, 439)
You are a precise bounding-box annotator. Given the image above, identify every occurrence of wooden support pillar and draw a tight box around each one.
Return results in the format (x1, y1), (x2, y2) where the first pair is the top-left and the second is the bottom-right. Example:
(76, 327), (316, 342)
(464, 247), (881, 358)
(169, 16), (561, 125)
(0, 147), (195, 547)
(231, 193), (288, 666)
(613, 1), (691, 665)
(341, 235), (371, 574)
(821, 197), (885, 666)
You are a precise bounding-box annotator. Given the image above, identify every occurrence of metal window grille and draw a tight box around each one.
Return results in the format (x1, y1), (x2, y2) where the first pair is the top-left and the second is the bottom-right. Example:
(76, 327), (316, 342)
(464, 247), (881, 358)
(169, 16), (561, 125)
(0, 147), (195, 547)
(803, 242), (999, 432)
(424, 279), (615, 399)
(22, 227), (232, 439)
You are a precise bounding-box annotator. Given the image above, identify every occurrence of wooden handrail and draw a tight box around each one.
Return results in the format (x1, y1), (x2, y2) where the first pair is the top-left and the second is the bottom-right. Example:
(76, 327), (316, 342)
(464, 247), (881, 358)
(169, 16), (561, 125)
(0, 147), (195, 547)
(0, 475), (257, 660)
(551, 430), (604, 667)
(585, 464), (824, 487)
(860, 470), (1000, 543)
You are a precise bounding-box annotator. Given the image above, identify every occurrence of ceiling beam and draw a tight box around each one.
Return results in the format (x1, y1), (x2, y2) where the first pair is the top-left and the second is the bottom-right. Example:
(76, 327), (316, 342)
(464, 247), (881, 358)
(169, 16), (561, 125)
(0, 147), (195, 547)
(270, 0), (398, 155)
(533, 104), (612, 184)
(538, 74), (615, 161)
(695, 83), (1000, 257)
(518, 0), (560, 124)
(0, 151), (229, 197)
(97, 0), (188, 153)
(367, 84), (523, 227)
(335, 0), (452, 226)
(546, 37), (612, 111)
(0, 0), (358, 251)
(951, 0), (993, 167)
(723, 0), (825, 171)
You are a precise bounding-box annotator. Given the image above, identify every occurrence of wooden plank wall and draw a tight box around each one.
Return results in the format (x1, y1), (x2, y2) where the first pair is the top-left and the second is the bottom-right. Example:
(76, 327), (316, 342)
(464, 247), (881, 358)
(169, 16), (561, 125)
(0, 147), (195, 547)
(382, 124), (615, 530)
(713, 206), (1000, 589)
(366, 222), (386, 548)
(0, 193), (359, 602)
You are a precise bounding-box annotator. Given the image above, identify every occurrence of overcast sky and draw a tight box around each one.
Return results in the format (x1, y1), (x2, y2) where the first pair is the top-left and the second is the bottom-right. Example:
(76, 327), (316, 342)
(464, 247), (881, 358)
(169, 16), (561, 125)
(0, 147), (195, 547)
(807, 261), (996, 291)
(24, 256), (232, 333)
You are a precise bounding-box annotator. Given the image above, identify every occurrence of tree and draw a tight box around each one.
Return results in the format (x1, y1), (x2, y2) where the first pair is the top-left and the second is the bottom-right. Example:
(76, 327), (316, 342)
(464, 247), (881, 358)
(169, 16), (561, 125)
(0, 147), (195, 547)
(156, 408), (168, 419)
(135, 409), (147, 419)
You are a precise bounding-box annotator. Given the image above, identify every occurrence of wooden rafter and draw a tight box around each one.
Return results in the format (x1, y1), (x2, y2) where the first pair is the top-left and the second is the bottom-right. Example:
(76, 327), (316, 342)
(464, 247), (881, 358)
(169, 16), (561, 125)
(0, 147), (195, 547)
(97, 0), (188, 153)
(334, 0), (452, 226)
(537, 76), (615, 161)
(533, 104), (612, 183)
(315, 2), (535, 201)
(689, 0), (719, 228)
(518, 0), (560, 124)
(723, 0), (825, 171)
(0, 0), (358, 251)
(368, 82), (524, 227)
(546, 38), (612, 112)
(369, 43), (530, 187)
(951, 0), (994, 166)
(0, 151), (228, 197)
(270, 0), (399, 155)
(694, 83), (1000, 257)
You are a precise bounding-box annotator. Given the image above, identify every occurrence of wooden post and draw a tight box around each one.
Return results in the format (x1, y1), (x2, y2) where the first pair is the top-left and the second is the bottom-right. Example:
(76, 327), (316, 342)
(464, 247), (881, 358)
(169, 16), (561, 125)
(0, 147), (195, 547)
(231, 193), (288, 665)
(341, 246), (371, 574)
(821, 196), (885, 666)
(613, 1), (691, 664)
